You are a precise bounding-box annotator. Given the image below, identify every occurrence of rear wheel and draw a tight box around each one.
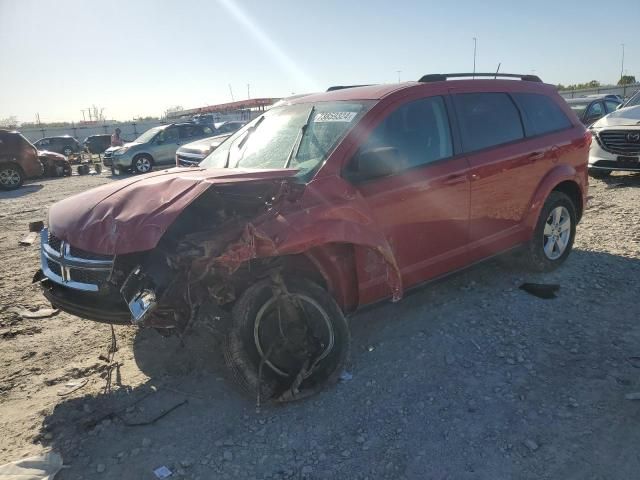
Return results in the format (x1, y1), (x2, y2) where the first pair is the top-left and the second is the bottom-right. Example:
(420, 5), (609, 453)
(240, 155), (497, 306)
(133, 154), (153, 174)
(224, 276), (350, 403)
(62, 146), (74, 157)
(522, 191), (576, 272)
(0, 164), (24, 190)
(588, 169), (611, 179)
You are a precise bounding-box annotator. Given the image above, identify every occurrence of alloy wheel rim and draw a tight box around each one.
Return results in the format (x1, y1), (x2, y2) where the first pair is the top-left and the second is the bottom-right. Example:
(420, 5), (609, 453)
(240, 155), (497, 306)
(543, 206), (571, 260)
(136, 158), (151, 172)
(253, 294), (335, 378)
(0, 168), (20, 186)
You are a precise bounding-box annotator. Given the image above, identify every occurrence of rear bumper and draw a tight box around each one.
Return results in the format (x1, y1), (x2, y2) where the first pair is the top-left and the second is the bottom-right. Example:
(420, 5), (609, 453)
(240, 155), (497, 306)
(37, 273), (132, 324)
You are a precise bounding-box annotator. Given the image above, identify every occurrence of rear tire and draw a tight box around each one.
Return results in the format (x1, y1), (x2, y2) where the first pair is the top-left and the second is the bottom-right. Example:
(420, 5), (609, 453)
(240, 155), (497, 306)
(224, 277), (350, 403)
(62, 146), (73, 157)
(588, 169), (611, 179)
(521, 191), (576, 272)
(0, 163), (24, 190)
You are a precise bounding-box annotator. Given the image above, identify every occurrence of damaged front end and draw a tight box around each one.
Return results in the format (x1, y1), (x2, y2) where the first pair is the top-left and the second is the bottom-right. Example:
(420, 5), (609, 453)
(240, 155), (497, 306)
(36, 174), (295, 332)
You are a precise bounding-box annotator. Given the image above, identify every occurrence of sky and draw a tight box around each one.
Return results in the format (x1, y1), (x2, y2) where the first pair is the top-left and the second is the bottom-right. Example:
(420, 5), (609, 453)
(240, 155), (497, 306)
(0, 0), (638, 123)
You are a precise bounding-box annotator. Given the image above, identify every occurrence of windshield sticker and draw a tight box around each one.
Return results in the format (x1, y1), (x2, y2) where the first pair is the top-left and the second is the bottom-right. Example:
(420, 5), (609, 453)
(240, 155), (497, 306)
(314, 112), (357, 123)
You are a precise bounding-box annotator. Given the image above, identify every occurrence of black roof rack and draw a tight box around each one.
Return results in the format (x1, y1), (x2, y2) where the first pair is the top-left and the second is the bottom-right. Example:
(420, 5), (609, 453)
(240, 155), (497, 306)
(418, 73), (542, 83)
(326, 84), (372, 92)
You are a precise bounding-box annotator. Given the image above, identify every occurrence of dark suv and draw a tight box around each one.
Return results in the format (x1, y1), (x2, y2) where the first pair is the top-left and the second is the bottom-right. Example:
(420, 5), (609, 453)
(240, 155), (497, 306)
(565, 95), (622, 126)
(33, 136), (82, 157)
(37, 73), (589, 401)
(0, 129), (44, 189)
(83, 134), (112, 154)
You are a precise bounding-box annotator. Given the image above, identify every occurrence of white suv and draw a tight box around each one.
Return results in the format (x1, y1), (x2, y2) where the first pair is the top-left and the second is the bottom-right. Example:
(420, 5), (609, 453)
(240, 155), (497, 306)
(588, 97), (640, 178)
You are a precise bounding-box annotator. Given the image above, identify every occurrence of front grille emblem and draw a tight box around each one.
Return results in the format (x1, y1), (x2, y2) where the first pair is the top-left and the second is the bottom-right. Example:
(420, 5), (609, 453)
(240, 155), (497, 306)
(627, 132), (640, 143)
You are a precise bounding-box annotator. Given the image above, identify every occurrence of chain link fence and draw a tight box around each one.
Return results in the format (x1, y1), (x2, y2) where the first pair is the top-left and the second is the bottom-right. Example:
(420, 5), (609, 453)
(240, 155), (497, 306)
(558, 83), (640, 101)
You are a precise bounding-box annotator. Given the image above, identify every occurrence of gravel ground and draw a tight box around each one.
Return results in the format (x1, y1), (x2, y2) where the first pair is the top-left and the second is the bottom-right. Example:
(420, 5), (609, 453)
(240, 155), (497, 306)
(1, 171), (639, 480)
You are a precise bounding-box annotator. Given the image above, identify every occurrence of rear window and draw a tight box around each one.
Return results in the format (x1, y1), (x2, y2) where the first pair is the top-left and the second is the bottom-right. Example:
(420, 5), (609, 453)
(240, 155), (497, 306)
(513, 93), (572, 136)
(453, 93), (524, 152)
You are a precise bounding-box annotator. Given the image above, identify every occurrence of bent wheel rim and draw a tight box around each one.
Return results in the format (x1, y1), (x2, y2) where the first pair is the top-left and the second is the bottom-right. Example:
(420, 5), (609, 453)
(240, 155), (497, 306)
(0, 168), (21, 186)
(253, 293), (335, 378)
(543, 206), (571, 260)
(136, 157), (151, 172)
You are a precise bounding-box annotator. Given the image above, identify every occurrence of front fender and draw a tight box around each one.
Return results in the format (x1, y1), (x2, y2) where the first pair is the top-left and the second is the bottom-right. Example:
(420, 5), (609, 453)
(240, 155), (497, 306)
(212, 176), (403, 302)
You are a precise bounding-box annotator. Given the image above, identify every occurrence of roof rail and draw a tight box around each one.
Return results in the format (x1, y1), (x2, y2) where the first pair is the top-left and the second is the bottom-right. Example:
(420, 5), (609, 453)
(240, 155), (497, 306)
(326, 84), (372, 92)
(418, 73), (542, 83)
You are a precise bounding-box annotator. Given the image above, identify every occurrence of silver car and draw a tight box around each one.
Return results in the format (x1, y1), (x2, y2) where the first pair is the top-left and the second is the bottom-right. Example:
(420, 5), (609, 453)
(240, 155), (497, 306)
(175, 133), (233, 167)
(110, 123), (215, 175)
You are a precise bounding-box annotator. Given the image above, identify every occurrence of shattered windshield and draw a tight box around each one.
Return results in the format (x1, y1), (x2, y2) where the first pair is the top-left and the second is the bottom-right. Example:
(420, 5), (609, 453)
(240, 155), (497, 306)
(200, 101), (372, 176)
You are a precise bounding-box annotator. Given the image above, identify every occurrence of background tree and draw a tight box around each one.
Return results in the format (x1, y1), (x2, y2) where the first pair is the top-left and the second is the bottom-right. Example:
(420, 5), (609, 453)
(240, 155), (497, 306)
(618, 75), (637, 86)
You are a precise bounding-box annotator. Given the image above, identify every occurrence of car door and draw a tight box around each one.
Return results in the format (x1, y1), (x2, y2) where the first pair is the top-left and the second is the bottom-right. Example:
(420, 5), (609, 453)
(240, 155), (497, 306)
(153, 126), (180, 165)
(345, 95), (471, 304)
(605, 100), (621, 114)
(452, 91), (539, 261)
(584, 101), (605, 125)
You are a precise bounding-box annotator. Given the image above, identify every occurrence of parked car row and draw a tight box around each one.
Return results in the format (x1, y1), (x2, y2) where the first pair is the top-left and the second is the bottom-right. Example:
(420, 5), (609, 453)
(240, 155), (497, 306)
(103, 121), (246, 174)
(37, 72), (592, 400)
(0, 129), (71, 189)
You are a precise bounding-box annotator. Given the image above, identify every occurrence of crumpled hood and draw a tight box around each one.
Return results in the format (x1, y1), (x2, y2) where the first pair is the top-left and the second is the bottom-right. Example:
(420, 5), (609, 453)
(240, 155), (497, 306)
(38, 150), (66, 161)
(592, 105), (640, 128)
(48, 167), (298, 255)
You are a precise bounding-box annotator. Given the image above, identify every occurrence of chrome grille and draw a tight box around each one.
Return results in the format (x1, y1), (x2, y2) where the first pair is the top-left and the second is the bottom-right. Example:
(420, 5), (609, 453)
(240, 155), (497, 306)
(40, 228), (113, 292)
(598, 130), (640, 155)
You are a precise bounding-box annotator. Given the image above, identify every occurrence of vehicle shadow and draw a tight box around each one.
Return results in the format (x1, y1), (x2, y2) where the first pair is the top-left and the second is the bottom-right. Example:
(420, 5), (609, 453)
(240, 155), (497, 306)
(38, 248), (640, 478)
(0, 184), (43, 199)
(599, 172), (640, 188)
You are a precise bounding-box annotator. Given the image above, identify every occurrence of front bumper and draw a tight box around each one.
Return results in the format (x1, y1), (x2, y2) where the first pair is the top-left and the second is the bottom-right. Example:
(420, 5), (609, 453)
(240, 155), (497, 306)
(590, 131), (640, 172)
(176, 151), (206, 167)
(38, 273), (131, 324)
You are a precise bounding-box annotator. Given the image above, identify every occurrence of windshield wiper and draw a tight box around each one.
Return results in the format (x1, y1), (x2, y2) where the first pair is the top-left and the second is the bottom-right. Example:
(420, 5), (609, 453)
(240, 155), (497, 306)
(285, 106), (315, 169)
(224, 116), (265, 168)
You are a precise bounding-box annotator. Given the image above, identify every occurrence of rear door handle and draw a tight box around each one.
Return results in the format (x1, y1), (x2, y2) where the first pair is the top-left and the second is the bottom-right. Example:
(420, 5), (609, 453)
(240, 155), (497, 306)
(442, 173), (468, 185)
(528, 151), (545, 162)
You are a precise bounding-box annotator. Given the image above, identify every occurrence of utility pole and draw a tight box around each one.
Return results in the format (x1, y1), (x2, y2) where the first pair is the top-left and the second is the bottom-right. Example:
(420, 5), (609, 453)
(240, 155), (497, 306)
(396, 70), (401, 83)
(620, 43), (625, 83)
(473, 37), (477, 78)
(247, 84), (251, 99)
(229, 84), (235, 102)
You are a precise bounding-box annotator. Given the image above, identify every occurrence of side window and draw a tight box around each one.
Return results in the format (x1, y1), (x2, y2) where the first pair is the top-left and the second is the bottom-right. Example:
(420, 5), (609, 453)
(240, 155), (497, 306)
(605, 100), (620, 113)
(162, 127), (179, 142)
(587, 102), (604, 118)
(360, 96), (453, 170)
(513, 93), (572, 136)
(454, 93), (524, 152)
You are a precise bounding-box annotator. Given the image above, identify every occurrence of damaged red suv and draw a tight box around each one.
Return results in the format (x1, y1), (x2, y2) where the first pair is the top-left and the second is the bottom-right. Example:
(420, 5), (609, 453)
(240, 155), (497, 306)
(36, 73), (589, 401)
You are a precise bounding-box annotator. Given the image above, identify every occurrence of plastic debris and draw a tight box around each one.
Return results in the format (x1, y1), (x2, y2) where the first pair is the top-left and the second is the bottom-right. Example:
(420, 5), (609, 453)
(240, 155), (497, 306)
(153, 466), (173, 479)
(519, 283), (560, 299)
(339, 371), (353, 382)
(57, 378), (88, 397)
(0, 451), (63, 480)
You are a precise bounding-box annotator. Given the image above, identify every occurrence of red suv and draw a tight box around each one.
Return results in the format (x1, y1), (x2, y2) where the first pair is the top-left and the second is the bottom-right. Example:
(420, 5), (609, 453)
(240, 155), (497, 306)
(36, 73), (589, 401)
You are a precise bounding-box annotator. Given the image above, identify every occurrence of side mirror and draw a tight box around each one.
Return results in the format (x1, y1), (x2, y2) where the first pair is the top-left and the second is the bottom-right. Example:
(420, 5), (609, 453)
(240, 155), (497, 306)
(348, 146), (403, 181)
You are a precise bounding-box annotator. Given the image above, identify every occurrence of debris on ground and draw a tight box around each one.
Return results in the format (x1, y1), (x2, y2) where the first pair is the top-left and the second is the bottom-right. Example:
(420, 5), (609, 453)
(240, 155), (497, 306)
(339, 371), (353, 382)
(0, 451), (63, 479)
(16, 308), (59, 320)
(56, 378), (88, 397)
(19, 232), (39, 246)
(29, 221), (44, 233)
(519, 283), (560, 299)
(153, 465), (173, 479)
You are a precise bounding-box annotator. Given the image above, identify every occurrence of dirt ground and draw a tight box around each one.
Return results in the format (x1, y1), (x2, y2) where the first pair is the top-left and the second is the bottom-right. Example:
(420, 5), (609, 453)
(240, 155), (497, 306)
(1, 171), (639, 480)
